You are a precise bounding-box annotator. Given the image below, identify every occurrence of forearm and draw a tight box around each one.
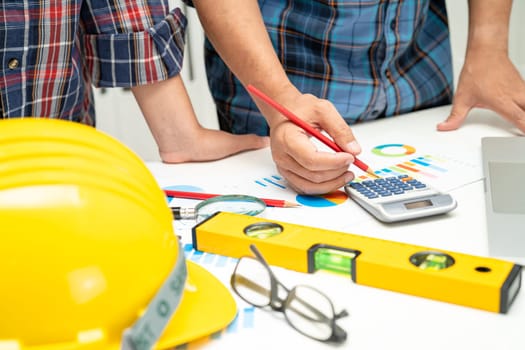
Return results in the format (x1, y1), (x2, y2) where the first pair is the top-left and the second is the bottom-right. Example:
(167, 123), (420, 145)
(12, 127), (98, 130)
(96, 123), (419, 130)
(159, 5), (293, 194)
(191, 0), (297, 127)
(131, 74), (270, 162)
(467, 0), (512, 53)
(131, 75), (200, 154)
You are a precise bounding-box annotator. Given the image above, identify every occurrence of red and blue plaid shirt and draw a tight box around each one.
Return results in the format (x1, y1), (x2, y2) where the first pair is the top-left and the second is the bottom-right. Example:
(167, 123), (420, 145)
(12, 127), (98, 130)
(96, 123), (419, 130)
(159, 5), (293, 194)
(0, 0), (186, 125)
(185, 0), (454, 135)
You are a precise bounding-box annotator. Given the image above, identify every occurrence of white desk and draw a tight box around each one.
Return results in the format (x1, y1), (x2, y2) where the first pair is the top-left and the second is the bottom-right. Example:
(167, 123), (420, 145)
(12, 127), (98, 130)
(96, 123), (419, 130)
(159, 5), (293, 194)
(147, 106), (524, 350)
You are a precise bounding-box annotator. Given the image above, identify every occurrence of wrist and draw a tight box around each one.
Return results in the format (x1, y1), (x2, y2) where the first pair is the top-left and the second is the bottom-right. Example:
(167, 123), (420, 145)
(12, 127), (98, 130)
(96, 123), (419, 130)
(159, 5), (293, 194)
(248, 81), (300, 129)
(466, 36), (508, 55)
(466, 0), (511, 54)
(465, 45), (508, 63)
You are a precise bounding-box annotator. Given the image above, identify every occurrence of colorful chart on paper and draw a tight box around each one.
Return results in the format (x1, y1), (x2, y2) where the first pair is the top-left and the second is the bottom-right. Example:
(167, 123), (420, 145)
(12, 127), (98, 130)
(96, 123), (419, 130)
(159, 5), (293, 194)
(356, 143), (482, 192)
(296, 191), (348, 207)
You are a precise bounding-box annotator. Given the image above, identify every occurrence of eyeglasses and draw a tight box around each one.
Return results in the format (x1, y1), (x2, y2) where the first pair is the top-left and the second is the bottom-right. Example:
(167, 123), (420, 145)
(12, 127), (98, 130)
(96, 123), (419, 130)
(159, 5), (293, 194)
(230, 244), (348, 343)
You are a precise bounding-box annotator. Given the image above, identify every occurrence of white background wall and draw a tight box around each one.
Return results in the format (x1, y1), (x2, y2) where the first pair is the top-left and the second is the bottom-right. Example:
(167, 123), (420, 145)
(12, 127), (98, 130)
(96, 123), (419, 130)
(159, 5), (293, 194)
(95, 1), (525, 162)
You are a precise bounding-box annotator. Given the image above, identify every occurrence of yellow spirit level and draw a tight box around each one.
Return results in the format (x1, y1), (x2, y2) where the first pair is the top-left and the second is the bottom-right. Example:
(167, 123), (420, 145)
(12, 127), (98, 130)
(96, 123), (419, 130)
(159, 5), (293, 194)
(192, 212), (522, 313)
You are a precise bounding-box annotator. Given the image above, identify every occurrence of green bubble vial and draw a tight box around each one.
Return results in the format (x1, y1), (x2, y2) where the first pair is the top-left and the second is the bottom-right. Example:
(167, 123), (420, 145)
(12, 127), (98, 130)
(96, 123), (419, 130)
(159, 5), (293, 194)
(314, 248), (357, 275)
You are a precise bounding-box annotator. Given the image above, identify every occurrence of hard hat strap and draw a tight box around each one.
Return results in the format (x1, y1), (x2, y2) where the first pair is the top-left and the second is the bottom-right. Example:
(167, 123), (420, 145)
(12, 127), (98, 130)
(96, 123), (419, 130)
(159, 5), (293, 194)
(121, 240), (188, 350)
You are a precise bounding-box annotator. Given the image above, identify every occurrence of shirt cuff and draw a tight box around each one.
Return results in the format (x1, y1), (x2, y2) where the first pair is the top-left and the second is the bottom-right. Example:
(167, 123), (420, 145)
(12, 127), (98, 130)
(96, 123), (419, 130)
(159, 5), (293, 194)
(84, 8), (187, 88)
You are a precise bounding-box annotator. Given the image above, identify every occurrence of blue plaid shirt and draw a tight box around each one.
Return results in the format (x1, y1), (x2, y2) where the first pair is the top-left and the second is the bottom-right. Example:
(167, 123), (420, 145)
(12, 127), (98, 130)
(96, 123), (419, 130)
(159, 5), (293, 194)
(0, 0), (186, 125)
(186, 0), (453, 135)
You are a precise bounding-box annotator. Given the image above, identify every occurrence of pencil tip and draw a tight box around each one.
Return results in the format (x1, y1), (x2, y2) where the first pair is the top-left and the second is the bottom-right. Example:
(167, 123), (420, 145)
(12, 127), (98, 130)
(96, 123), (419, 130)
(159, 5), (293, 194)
(285, 201), (302, 208)
(367, 169), (380, 178)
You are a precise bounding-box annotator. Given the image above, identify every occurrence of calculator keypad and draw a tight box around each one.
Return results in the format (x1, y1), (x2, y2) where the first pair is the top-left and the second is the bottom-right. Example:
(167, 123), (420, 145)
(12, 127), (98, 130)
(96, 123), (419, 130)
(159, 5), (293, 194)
(347, 175), (436, 202)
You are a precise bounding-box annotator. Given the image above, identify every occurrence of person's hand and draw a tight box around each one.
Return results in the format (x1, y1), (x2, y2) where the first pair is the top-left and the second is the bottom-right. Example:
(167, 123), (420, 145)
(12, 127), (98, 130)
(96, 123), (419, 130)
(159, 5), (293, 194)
(437, 50), (525, 133)
(160, 128), (269, 163)
(131, 75), (269, 164)
(266, 93), (361, 195)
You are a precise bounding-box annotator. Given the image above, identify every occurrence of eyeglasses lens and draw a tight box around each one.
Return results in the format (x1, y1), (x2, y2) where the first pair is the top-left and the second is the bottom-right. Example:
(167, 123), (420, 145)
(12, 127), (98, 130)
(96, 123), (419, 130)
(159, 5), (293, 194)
(285, 285), (335, 341)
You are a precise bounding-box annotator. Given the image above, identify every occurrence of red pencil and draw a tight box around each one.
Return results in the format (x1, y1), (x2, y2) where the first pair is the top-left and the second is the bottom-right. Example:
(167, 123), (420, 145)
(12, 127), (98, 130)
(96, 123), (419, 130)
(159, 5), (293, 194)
(247, 84), (378, 178)
(164, 189), (300, 208)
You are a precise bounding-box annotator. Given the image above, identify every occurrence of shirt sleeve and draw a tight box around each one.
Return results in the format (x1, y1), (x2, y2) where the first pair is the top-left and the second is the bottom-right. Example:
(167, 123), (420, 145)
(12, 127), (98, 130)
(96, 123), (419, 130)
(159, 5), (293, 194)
(81, 1), (187, 87)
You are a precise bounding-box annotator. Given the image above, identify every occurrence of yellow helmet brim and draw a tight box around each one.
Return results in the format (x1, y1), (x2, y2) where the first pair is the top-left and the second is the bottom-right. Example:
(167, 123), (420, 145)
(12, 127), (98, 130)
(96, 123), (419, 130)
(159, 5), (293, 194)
(156, 261), (237, 348)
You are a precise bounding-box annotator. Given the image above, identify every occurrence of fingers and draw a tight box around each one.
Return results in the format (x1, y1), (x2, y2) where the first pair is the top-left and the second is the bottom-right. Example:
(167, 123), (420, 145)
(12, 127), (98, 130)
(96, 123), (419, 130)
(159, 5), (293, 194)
(496, 103), (525, 133)
(201, 131), (269, 158)
(514, 95), (525, 132)
(437, 93), (473, 131)
(274, 148), (355, 195)
(231, 133), (271, 152)
(438, 97), (525, 134)
(160, 130), (269, 163)
(303, 98), (362, 155)
(278, 165), (354, 195)
(440, 53), (525, 133)
(261, 94), (362, 194)
(270, 124), (355, 194)
(325, 124), (361, 155)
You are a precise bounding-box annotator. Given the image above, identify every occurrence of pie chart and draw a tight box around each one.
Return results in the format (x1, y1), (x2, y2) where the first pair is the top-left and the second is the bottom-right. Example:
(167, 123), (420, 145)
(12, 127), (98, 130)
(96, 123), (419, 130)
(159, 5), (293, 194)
(371, 144), (416, 157)
(296, 190), (348, 207)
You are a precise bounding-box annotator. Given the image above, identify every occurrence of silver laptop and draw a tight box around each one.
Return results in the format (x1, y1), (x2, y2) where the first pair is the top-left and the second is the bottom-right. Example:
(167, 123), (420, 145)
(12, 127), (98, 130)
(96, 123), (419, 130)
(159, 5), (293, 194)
(481, 137), (525, 260)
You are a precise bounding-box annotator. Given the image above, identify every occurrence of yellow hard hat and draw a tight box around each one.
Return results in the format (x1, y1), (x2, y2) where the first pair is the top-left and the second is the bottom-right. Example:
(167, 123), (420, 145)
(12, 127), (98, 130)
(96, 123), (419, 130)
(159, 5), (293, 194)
(0, 118), (237, 350)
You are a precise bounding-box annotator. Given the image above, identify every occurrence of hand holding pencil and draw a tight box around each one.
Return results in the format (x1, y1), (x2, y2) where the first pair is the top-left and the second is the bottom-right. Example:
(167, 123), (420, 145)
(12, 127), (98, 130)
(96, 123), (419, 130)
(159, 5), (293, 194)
(247, 85), (378, 179)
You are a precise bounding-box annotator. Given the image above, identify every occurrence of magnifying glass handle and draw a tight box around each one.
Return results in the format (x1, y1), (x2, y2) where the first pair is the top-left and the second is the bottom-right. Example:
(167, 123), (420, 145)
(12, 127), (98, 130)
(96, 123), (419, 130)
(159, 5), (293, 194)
(171, 207), (197, 220)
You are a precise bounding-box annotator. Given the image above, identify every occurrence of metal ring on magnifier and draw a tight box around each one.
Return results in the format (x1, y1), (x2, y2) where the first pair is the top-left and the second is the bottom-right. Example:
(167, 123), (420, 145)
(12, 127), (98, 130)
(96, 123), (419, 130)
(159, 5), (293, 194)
(171, 194), (266, 221)
(194, 194), (266, 222)
(195, 194), (266, 220)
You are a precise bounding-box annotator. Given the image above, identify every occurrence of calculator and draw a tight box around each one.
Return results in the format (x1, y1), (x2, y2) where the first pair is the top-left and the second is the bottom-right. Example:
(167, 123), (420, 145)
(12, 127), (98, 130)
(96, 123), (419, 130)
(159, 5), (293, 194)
(344, 175), (457, 222)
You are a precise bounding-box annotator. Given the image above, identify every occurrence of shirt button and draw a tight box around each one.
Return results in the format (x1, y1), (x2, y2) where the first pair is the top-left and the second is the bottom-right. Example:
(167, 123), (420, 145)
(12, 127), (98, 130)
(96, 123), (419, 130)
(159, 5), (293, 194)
(8, 58), (19, 69)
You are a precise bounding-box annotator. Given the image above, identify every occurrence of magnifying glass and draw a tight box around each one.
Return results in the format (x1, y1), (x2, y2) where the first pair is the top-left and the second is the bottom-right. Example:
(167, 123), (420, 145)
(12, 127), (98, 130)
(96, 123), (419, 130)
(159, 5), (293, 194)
(171, 194), (266, 222)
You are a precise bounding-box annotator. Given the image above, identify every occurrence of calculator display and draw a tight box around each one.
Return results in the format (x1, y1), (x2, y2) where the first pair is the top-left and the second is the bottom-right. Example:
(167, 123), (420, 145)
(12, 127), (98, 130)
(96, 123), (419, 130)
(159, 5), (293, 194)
(404, 199), (433, 210)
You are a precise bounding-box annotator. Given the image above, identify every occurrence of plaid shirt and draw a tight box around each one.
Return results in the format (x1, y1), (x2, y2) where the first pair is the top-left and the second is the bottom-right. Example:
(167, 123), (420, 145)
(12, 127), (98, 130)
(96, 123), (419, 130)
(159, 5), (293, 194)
(186, 0), (453, 135)
(0, 0), (186, 125)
